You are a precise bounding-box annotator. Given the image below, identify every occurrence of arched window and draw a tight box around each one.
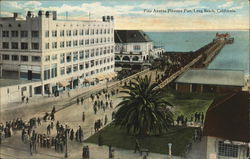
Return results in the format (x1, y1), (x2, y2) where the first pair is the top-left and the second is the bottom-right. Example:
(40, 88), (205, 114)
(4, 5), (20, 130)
(115, 56), (120, 61)
(122, 56), (130, 61)
(132, 56), (139, 61)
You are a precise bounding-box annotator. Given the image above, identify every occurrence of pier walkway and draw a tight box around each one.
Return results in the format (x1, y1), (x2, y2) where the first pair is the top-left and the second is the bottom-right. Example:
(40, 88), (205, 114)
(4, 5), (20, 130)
(155, 39), (228, 89)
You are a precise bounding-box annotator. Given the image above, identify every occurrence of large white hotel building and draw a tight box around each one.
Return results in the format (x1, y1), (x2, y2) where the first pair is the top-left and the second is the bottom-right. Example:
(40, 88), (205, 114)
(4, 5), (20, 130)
(0, 11), (116, 96)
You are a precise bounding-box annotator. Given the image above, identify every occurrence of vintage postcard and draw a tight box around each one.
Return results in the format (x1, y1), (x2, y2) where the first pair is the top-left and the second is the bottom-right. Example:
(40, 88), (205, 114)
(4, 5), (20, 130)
(0, 0), (249, 159)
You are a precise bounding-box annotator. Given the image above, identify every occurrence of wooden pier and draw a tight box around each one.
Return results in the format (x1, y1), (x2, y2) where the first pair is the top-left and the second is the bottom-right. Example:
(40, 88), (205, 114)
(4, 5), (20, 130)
(155, 38), (232, 89)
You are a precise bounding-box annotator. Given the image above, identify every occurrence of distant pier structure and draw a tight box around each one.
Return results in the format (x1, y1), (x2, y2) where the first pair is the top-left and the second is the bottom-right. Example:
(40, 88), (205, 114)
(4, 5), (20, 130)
(213, 32), (234, 44)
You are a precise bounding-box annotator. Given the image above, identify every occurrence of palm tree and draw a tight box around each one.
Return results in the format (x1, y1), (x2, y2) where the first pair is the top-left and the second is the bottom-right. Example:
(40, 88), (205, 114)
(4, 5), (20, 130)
(114, 75), (174, 136)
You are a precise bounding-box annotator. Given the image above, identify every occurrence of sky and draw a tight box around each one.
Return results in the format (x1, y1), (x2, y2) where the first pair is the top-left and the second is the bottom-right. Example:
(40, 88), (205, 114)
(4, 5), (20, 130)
(0, 0), (249, 31)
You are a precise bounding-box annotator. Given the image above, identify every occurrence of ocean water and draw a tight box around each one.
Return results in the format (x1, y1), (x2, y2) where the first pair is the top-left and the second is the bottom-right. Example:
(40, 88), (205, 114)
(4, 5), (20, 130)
(147, 31), (249, 75)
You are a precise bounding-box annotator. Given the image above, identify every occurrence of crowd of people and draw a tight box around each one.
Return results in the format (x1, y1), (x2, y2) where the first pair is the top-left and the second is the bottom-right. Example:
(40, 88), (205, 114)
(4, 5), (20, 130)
(176, 112), (205, 127)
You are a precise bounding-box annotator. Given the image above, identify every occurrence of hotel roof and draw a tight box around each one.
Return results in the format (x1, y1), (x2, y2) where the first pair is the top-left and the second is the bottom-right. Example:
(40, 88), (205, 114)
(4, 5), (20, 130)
(203, 91), (249, 142)
(175, 69), (244, 87)
(114, 30), (152, 43)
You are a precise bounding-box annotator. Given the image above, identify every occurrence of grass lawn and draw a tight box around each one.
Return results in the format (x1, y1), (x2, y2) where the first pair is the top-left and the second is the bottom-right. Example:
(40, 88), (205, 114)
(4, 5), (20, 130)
(162, 89), (216, 119)
(85, 124), (196, 156)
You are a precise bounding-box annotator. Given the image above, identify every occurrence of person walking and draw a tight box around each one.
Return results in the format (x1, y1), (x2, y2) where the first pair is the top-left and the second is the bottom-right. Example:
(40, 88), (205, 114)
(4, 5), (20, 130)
(29, 140), (33, 156)
(79, 126), (83, 143)
(201, 112), (204, 123)
(77, 98), (80, 105)
(47, 125), (51, 135)
(26, 97), (29, 104)
(37, 117), (41, 126)
(82, 112), (85, 122)
(108, 145), (114, 159)
(104, 115), (108, 125)
(70, 129), (74, 141)
(81, 97), (84, 104)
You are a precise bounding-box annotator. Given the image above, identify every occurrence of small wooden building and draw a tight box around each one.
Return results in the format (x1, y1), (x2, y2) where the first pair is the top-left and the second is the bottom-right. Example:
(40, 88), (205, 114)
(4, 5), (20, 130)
(175, 69), (244, 93)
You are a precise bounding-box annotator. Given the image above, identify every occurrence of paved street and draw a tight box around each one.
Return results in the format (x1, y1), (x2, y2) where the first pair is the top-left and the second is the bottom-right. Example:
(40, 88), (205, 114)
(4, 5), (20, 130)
(1, 70), (185, 159)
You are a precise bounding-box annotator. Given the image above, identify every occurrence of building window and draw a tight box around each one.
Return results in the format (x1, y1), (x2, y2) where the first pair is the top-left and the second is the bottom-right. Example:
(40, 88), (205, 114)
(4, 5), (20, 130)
(95, 49), (99, 56)
(32, 43), (39, 50)
(60, 67), (65, 75)
(104, 47), (107, 54)
(3, 54), (10, 60)
(11, 42), (18, 49)
(79, 29), (84, 35)
(60, 42), (65, 48)
(85, 62), (89, 69)
(85, 29), (89, 35)
(79, 40), (84, 46)
(21, 55), (28, 62)
(79, 51), (84, 60)
(52, 42), (57, 49)
(73, 30), (78, 36)
(11, 31), (18, 37)
(91, 29), (94, 35)
(44, 68), (50, 80)
(51, 64), (57, 78)
(66, 66), (72, 74)
(66, 41), (71, 47)
(60, 30), (64, 37)
(32, 56), (41, 62)
(66, 30), (71, 36)
(31, 31), (39, 37)
(52, 30), (57, 37)
(85, 50), (89, 59)
(100, 29), (102, 34)
(90, 49), (94, 57)
(2, 31), (9, 37)
(45, 55), (50, 62)
(21, 43), (28, 49)
(96, 29), (99, 34)
(73, 40), (78, 46)
(100, 48), (103, 55)
(60, 53), (65, 64)
(218, 141), (238, 158)
(52, 54), (57, 60)
(66, 53), (71, 63)
(73, 52), (78, 62)
(90, 39), (94, 44)
(2, 42), (9, 49)
(73, 64), (78, 72)
(21, 31), (28, 37)
(91, 60), (94, 67)
(45, 43), (50, 49)
(45, 31), (49, 37)
(134, 45), (141, 51)
(79, 64), (84, 70)
(85, 39), (89, 45)
(11, 55), (19, 61)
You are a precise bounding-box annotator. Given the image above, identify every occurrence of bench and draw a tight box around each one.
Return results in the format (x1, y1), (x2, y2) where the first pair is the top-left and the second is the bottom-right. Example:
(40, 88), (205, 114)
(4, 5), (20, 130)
(135, 139), (149, 156)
